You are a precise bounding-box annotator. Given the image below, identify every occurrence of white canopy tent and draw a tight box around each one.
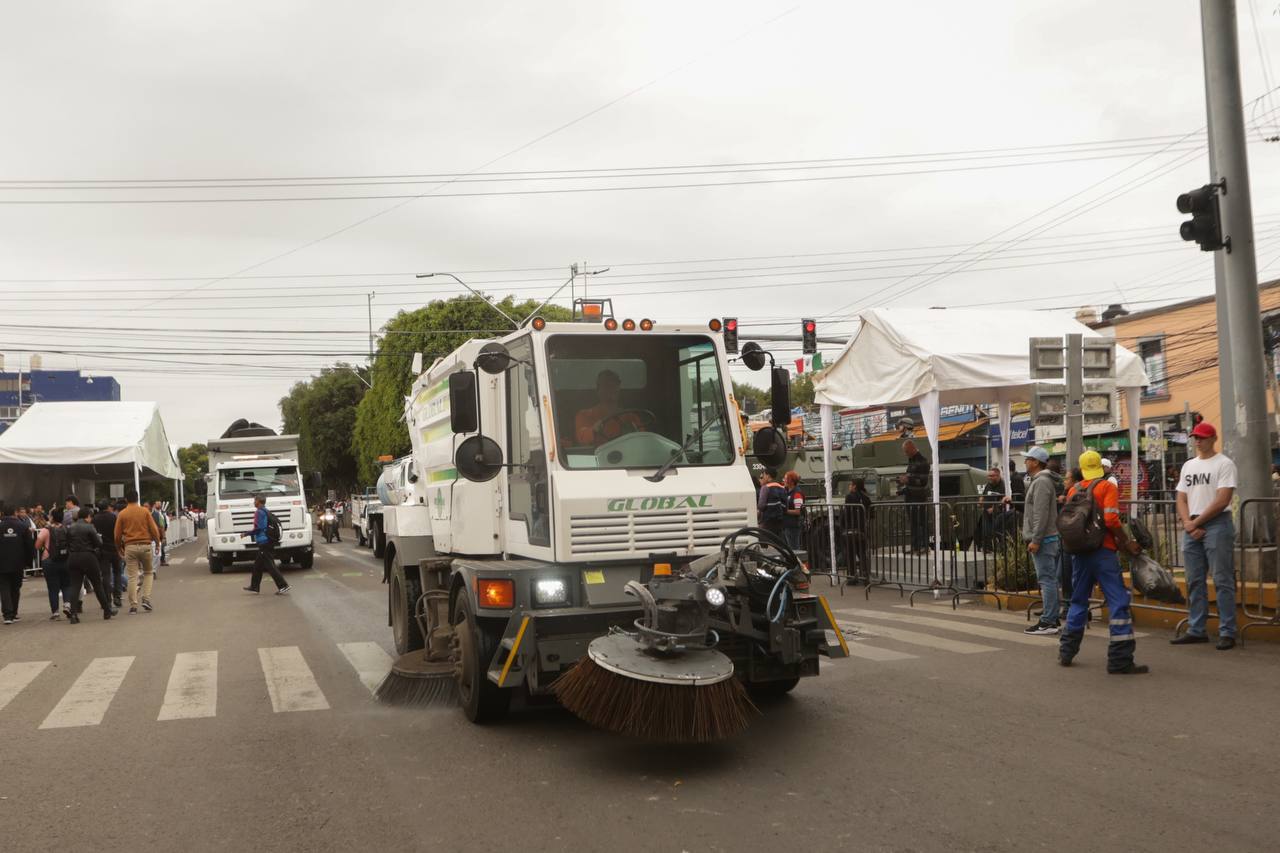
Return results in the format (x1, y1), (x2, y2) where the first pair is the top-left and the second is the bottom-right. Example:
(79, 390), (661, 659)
(0, 402), (182, 507)
(810, 308), (1151, 578)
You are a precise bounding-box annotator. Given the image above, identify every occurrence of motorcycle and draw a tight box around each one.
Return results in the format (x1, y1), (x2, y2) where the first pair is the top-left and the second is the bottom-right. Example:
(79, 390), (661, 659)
(320, 511), (337, 544)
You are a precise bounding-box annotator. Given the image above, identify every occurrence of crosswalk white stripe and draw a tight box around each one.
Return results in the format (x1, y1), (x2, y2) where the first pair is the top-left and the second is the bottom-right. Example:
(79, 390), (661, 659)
(833, 617), (999, 654)
(39, 656), (135, 729)
(851, 610), (1052, 646)
(258, 646), (329, 712)
(842, 643), (918, 662)
(337, 642), (394, 694)
(157, 652), (218, 721)
(168, 557), (187, 565)
(891, 604), (1149, 638)
(0, 661), (50, 712)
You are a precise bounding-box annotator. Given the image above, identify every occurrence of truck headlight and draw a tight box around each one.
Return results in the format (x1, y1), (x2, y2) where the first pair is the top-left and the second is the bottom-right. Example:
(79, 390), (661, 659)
(534, 578), (568, 606)
(704, 586), (726, 608)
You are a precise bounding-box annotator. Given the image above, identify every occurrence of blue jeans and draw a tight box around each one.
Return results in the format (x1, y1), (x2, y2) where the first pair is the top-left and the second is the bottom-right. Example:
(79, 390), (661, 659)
(1182, 514), (1236, 638)
(1031, 537), (1061, 624)
(783, 526), (803, 552)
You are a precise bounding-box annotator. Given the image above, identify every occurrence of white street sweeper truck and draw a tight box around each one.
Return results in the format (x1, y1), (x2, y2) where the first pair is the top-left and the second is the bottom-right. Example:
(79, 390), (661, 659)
(377, 301), (846, 741)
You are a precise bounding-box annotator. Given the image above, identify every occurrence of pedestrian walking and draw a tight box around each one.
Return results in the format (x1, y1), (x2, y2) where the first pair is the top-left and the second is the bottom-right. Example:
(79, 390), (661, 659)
(1021, 447), (1061, 635)
(243, 495), (290, 595)
(781, 470), (805, 552)
(150, 502), (170, 566)
(65, 508), (114, 623)
(114, 489), (162, 614)
(61, 495), (80, 527)
(1, 503), (35, 624)
(1170, 421), (1238, 651)
(757, 470), (788, 540)
(93, 500), (124, 609)
(40, 516), (72, 620)
(1056, 451), (1148, 674)
(899, 440), (930, 554)
(844, 478), (874, 581)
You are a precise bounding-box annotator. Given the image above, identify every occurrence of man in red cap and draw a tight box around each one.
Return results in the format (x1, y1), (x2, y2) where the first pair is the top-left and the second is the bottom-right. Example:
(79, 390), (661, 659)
(1172, 421), (1238, 650)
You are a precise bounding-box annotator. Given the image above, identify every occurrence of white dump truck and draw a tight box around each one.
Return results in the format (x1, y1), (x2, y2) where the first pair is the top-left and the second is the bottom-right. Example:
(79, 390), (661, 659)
(379, 302), (844, 724)
(205, 430), (314, 573)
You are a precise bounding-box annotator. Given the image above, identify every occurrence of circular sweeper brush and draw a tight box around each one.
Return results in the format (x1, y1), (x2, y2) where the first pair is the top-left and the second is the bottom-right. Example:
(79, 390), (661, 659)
(553, 633), (756, 743)
(373, 652), (459, 708)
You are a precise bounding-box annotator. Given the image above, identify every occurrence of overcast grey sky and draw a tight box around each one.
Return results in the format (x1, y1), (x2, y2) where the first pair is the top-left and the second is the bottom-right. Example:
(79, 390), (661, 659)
(2, 0), (1278, 446)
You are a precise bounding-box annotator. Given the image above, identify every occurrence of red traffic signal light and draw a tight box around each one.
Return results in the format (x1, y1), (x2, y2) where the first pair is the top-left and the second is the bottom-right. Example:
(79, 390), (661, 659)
(723, 317), (738, 353)
(801, 318), (817, 354)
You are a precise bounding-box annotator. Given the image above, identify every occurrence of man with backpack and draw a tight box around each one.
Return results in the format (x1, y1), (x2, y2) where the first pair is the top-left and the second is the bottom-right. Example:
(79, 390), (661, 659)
(757, 469), (788, 541)
(1057, 450), (1148, 675)
(782, 471), (805, 552)
(243, 495), (290, 595)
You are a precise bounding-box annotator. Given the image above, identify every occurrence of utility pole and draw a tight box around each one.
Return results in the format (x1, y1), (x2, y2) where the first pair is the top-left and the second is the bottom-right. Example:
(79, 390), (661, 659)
(1203, 27), (1235, 453)
(1066, 334), (1084, 469)
(1199, 0), (1271, 538)
(366, 291), (376, 387)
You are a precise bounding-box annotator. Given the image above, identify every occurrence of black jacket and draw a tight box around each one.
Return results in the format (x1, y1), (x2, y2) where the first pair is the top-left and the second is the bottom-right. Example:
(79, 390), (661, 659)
(66, 520), (104, 554)
(903, 452), (931, 501)
(92, 510), (117, 551)
(0, 515), (35, 574)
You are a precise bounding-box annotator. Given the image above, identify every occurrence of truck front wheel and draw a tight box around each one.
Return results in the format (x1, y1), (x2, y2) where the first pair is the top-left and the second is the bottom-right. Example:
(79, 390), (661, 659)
(453, 595), (511, 724)
(298, 551), (314, 570)
(390, 555), (424, 655)
(208, 553), (223, 574)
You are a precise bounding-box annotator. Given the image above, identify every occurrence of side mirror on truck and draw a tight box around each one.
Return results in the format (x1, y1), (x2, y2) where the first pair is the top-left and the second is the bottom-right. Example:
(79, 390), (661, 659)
(740, 341), (768, 372)
(752, 426), (788, 467)
(474, 342), (513, 375)
(769, 367), (791, 428)
(449, 372), (479, 434)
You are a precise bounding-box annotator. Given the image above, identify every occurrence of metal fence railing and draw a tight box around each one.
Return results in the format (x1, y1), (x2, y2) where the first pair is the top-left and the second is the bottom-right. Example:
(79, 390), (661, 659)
(1237, 497), (1280, 644)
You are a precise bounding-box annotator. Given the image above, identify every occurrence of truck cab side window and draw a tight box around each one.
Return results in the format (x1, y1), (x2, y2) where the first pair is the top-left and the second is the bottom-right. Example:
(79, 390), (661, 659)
(506, 337), (550, 546)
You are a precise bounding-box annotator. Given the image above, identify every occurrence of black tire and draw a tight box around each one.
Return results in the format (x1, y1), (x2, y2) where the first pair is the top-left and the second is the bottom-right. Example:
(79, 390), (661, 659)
(356, 528), (366, 547)
(453, 594), (511, 723)
(372, 522), (386, 559)
(747, 676), (800, 696)
(390, 555), (424, 655)
(208, 553), (223, 574)
(298, 551), (314, 569)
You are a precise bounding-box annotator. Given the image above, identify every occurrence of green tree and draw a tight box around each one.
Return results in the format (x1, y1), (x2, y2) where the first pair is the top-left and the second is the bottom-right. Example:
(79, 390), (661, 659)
(351, 295), (571, 483)
(731, 380), (769, 415)
(790, 372), (815, 408)
(177, 443), (209, 509)
(280, 364), (368, 495)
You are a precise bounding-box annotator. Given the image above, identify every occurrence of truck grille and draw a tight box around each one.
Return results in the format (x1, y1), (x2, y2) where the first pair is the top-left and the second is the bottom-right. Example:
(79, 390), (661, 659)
(568, 508), (750, 556)
(224, 507), (303, 531)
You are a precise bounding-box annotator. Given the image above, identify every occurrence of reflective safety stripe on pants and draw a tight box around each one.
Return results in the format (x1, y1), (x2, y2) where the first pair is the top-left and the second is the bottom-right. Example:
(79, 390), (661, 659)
(1060, 545), (1136, 670)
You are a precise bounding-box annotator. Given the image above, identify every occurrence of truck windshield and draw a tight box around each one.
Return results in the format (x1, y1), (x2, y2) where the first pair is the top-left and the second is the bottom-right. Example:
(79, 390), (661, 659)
(218, 466), (301, 497)
(547, 334), (734, 470)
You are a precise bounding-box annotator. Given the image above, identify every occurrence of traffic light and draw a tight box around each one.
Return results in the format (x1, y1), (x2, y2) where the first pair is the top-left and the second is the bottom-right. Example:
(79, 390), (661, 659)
(723, 317), (738, 354)
(1177, 185), (1224, 252)
(801, 318), (817, 354)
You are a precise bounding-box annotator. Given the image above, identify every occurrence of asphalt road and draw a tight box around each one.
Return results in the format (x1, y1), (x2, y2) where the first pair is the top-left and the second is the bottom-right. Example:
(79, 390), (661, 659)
(1, 532), (1276, 852)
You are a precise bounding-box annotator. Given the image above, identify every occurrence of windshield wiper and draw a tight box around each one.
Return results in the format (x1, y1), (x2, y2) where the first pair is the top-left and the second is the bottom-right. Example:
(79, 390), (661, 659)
(645, 416), (722, 483)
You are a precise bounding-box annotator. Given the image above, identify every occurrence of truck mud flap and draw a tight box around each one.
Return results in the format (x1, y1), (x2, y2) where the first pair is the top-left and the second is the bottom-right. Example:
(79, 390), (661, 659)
(486, 611), (534, 689)
(815, 595), (850, 659)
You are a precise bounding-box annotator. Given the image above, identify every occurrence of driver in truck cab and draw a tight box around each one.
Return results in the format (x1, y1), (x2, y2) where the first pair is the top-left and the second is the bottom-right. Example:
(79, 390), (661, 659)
(574, 369), (646, 446)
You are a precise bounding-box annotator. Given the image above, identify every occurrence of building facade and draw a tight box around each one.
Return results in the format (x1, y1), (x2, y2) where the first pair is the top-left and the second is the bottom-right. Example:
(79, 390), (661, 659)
(0, 358), (121, 433)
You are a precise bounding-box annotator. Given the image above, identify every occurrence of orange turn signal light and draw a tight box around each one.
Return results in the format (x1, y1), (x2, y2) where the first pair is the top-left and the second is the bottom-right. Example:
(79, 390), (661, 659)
(622, 318), (636, 331)
(708, 318), (722, 332)
(531, 316), (547, 330)
(653, 562), (672, 576)
(477, 578), (515, 609)
(604, 318), (619, 331)
(582, 302), (603, 318)
(639, 318), (653, 331)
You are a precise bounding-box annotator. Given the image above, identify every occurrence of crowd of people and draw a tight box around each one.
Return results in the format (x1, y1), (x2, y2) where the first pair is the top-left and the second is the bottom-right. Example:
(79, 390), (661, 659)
(0, 490), (168, 625)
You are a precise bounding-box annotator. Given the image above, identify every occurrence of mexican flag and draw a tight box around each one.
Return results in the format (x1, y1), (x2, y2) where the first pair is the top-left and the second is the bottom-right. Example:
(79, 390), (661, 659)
(793, 352), (823, 375)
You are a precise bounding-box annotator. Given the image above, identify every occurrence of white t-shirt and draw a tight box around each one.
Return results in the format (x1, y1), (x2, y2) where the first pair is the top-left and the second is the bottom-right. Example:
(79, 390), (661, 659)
(1176, 453), (1238, 516)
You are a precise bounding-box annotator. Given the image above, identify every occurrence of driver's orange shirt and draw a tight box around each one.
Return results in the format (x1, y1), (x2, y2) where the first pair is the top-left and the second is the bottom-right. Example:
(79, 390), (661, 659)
(575, 404), (644, 445)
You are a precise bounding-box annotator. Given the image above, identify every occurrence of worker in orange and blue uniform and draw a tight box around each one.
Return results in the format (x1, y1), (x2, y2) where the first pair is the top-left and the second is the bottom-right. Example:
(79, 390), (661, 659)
(1058, 450), (1149, 675)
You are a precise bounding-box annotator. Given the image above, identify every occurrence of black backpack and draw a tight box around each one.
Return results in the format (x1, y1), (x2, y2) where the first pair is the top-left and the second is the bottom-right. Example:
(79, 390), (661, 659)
(761, 484), (787, 523)
(49, 525), (69, 560)
(264, 510), (283, 546)
(1058, 480), (1107, 554)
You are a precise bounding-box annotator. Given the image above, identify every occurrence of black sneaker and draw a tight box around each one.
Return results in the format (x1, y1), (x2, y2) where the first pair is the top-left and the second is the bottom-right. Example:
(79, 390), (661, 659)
(1024, 621), (1060, 636)
(1109, 663), (1150, 675)
(128, 606), (138, 614)
(1170, 634), (1209, 645)
(1217, 637), (1236, 650)
(243, 587), (260, 594)
(275, 586), (291, 596)
(141, 599), (153, 612)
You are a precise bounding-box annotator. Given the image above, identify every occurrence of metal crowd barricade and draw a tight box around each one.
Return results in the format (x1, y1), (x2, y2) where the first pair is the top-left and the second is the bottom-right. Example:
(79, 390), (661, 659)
(1237, 497), (1280, 644)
